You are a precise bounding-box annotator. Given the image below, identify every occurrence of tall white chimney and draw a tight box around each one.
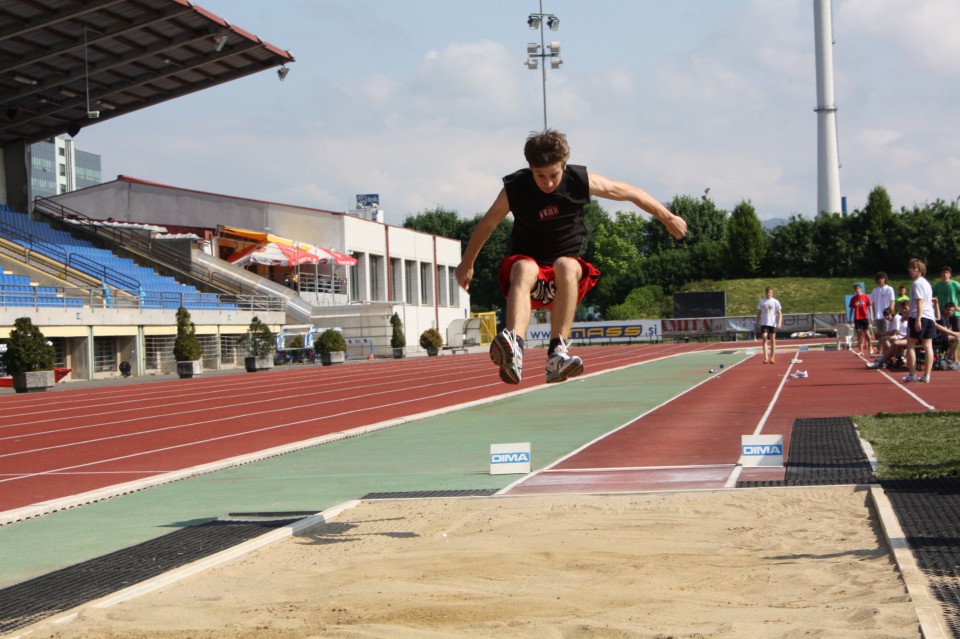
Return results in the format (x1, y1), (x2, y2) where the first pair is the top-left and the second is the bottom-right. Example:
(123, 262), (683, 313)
(814, 0), (842, 214)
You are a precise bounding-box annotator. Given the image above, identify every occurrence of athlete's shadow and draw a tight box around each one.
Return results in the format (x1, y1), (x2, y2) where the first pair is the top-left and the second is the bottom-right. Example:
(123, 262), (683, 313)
(296, 517), (419, 545)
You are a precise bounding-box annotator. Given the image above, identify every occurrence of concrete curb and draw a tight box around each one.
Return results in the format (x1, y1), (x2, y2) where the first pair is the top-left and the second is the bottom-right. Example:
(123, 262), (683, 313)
(869, 484), (950, 639)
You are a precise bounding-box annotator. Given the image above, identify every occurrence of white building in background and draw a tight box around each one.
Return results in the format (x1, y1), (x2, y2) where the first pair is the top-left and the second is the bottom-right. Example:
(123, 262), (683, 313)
(29, 136), (101, 199)
(50, 176), (470, 348)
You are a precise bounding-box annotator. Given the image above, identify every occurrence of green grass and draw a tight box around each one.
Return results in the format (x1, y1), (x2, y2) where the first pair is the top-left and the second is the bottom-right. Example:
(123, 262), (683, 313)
(856, 411), (960, 479)
(686, 276), (911, 316)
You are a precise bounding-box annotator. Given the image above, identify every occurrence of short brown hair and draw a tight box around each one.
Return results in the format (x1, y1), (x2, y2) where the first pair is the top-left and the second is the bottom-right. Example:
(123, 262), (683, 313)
(908, 258), (927, 276)
(524, 129), (570, 168)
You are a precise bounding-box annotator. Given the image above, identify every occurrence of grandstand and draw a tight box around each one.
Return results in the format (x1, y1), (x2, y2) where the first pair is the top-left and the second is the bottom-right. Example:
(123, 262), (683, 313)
(1, 2), (469, 383)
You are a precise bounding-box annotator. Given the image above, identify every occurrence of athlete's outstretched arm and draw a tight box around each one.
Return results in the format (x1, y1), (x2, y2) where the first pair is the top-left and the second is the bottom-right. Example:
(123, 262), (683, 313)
(588, 173), (687, 240)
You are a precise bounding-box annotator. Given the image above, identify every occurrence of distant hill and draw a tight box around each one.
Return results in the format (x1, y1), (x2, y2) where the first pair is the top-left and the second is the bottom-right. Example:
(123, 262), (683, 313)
(684, 276), (911, 315)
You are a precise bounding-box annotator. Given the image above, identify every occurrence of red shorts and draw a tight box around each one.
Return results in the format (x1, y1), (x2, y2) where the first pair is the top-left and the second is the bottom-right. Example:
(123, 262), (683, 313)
(497, 255), (601, 310)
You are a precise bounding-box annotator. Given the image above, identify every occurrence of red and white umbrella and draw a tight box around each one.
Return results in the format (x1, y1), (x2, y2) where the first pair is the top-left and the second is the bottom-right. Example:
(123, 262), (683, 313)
(227, 237), (357, 267)
(228, 241), (323, 267)
(310, 247), (358, 266)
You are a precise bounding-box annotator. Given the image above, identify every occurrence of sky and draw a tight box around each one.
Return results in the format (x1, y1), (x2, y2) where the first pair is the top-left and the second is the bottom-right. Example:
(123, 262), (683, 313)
(85, 0), (960, 226)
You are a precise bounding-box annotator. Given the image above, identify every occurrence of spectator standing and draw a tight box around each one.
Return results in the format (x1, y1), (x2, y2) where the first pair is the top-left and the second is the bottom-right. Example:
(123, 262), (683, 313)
(870, 272), (896, 328)
(932, 266), (960, 330)
(903, 258), (936, 383)
(896, 284), (910, 305)
(848, 283), (873, 355)
(756, 287), (783, 364)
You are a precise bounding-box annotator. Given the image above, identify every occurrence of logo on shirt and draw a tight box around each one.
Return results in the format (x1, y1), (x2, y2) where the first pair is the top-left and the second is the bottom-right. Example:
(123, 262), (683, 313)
(538, 205), (560, 220)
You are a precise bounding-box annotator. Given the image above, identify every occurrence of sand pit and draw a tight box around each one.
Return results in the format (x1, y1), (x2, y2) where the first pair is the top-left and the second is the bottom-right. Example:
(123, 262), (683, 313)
(26, 486), (921, 638)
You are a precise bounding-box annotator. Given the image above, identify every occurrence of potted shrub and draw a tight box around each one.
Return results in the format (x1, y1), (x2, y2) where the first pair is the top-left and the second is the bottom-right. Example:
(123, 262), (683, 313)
(390, 312), (406, 358)
(241, 316), (276, 372)
(419, 327), (443, 356)
(2, 316), (56, 393)
(314, 328), (346, 366)
(173, 306), (204, 378)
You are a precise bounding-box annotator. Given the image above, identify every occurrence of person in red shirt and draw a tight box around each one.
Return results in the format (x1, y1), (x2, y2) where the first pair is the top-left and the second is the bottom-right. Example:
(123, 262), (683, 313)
(849, 283), (874, 355)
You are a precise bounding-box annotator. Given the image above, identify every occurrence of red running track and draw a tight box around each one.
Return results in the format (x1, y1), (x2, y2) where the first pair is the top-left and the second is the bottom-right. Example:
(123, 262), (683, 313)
(5, 342), (955, 515)
(507, 347), (960, 495)
(0, 342), (711, 514)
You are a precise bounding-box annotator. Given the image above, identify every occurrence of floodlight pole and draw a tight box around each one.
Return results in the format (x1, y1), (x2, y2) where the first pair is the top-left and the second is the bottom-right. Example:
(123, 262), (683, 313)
(526, 1), (560, 132)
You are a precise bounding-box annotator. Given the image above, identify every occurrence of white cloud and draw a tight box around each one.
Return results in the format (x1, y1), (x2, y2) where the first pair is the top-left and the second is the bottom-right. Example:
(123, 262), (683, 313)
(839, 0), (960, 75)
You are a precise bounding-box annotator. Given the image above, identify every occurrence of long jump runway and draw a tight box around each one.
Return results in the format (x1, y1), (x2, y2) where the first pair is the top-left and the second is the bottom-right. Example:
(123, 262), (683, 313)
(0, 341), (702, 516)
(2, 342), (958, 593)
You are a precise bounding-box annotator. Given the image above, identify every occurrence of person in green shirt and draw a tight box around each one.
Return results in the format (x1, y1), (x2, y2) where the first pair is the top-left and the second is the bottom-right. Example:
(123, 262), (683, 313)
(933, 266), (960, 308)
(933, 266), (960, 330)
(895, 284), (910, 305)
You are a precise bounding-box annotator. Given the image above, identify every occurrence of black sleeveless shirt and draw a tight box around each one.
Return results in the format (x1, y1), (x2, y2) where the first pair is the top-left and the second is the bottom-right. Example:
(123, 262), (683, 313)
(502, 164), (590, 265)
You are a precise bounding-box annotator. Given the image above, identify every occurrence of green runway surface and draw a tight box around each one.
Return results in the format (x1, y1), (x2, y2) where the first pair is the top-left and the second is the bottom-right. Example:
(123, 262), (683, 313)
(0, 350), (745, 588)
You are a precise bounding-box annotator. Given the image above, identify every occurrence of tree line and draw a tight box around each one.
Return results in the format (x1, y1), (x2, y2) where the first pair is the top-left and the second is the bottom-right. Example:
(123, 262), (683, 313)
(403, 186), (960, 319)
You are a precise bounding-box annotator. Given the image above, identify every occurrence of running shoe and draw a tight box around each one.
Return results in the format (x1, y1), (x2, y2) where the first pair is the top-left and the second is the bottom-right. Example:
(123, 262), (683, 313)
(490, 328), (523, 384)
(545, 337), (584, 384)
(865, 360), (882, 369)
(902, 373), (918, 383)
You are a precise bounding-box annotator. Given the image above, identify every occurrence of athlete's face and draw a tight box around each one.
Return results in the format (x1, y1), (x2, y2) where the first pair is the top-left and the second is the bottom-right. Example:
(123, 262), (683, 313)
(531, 162), (565, 194)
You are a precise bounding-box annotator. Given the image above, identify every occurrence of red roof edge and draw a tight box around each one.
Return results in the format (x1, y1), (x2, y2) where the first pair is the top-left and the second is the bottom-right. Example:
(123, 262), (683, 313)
(189, 3), (295, 62)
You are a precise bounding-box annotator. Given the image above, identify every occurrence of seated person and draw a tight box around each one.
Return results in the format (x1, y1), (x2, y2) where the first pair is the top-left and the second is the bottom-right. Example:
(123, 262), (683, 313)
(874, 307), (898, 351)
(933, 301), (959, 368)
(867, 300), (910, 369)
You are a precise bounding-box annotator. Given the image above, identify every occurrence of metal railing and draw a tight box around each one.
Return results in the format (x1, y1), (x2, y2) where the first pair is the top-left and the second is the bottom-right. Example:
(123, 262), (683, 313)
(0, 285), (284, 312)
(0, 218), (140, 291)
(33, 197), (269, 298)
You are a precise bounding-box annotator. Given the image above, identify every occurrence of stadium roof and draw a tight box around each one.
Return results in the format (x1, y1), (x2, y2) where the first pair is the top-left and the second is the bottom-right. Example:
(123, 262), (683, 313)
(0, 0), (294, 147)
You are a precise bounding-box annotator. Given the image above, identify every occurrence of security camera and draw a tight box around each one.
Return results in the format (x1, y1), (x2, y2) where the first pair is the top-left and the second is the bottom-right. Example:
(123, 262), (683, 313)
(87, 110), (100, 119)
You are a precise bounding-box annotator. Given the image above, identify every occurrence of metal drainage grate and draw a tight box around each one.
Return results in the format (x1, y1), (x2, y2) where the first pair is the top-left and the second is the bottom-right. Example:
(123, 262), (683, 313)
(0, 513), (311, 635)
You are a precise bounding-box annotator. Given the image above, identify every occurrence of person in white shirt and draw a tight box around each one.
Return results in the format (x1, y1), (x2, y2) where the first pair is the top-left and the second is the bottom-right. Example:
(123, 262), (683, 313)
(870, 271), (896, 335)
(903, 258), (936, 383)
(866, 300), (910, 369)
(755, 287), (783, 364)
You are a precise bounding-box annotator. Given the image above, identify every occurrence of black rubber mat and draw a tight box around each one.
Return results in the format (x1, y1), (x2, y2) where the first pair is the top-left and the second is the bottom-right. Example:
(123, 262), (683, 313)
(879, 477), (960, 637)
(737, 416), (876, 487)
(362, 488), (499, 500)
(0, 513), (313, 635)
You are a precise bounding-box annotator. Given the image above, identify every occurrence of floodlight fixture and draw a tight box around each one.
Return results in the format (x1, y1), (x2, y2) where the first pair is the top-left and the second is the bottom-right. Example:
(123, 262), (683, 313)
(277, 65), (290, 81)
(214, 34), (229, 52)
(14, 74), (38, 85)
(524, 2), (563, 131)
